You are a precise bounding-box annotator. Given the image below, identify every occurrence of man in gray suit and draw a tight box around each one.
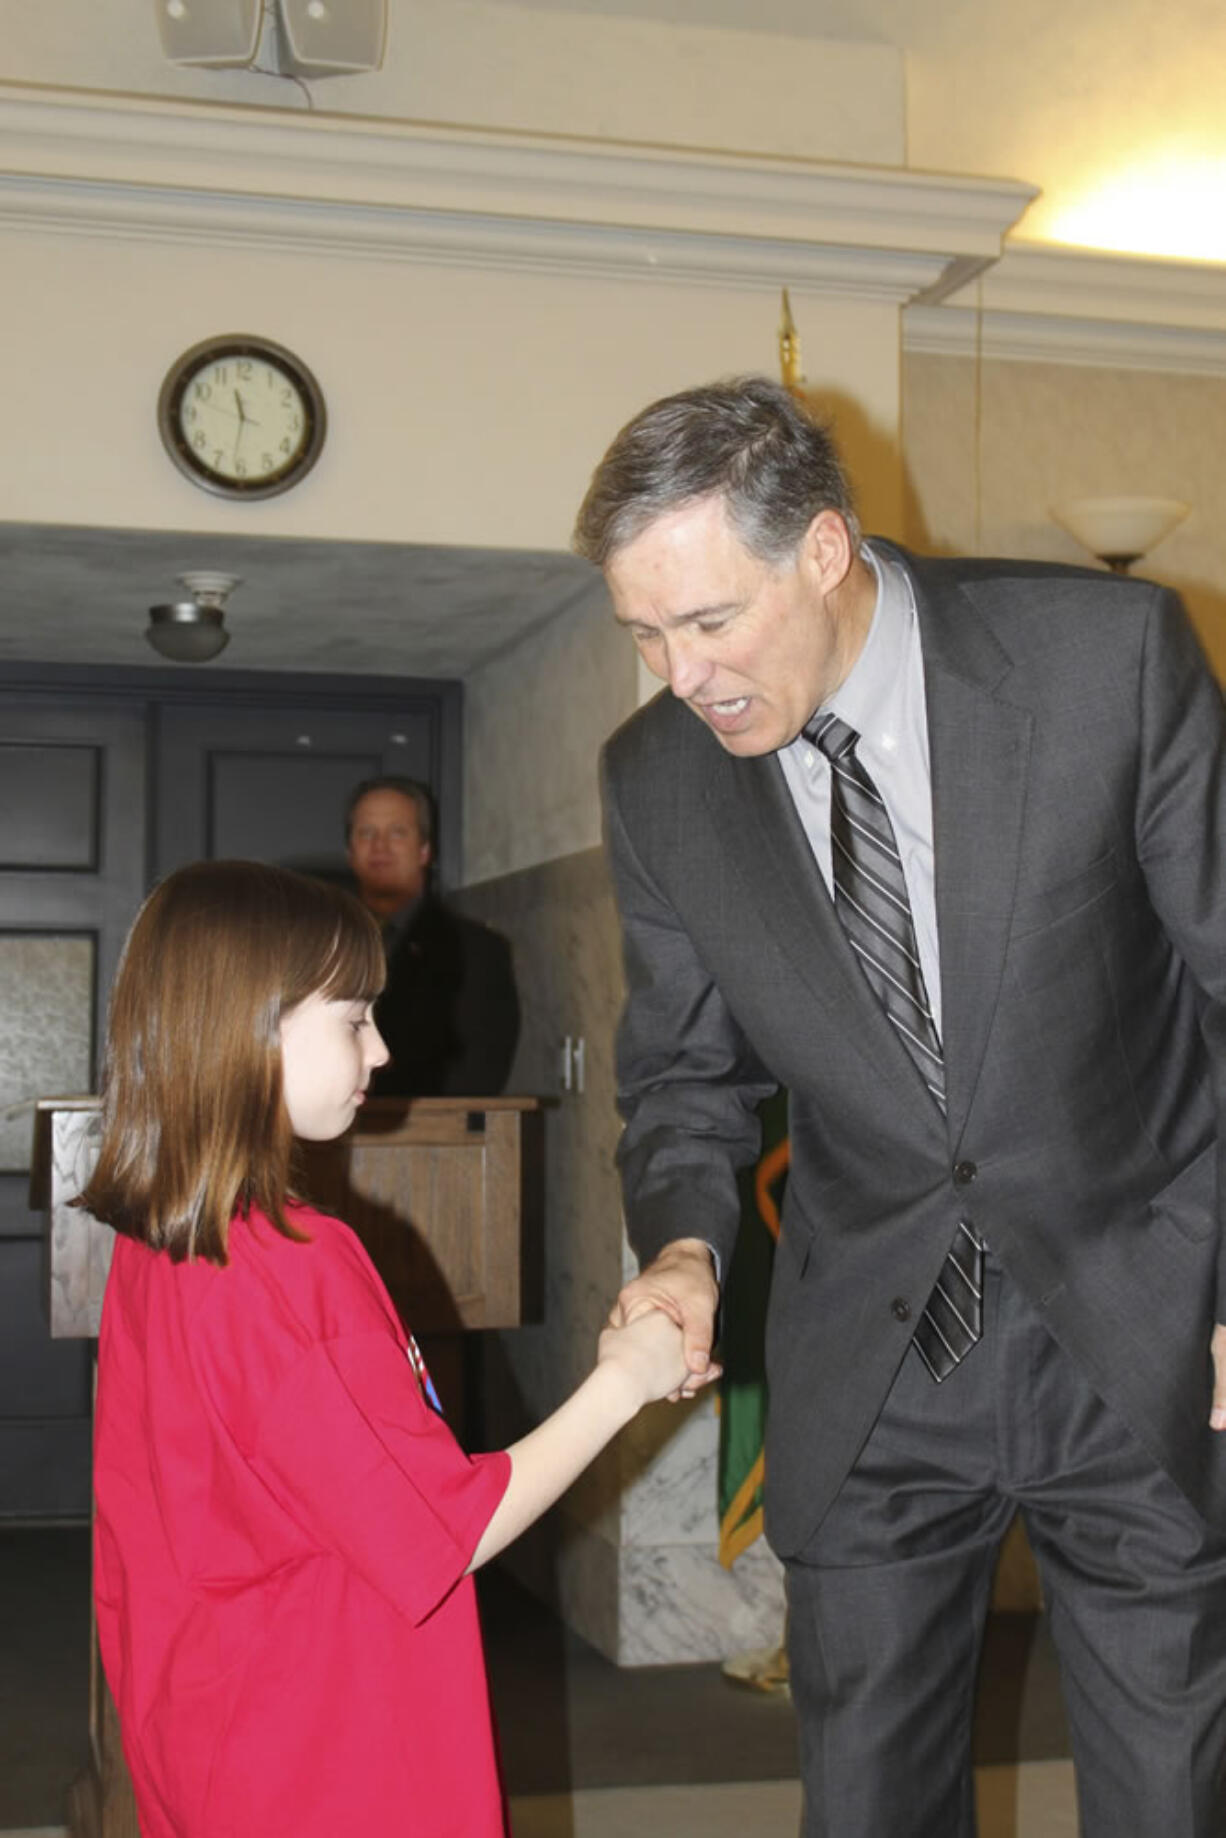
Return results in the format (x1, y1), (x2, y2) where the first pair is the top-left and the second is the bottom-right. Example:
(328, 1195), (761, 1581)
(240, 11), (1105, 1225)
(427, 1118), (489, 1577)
(575, 376), (1226, 1836)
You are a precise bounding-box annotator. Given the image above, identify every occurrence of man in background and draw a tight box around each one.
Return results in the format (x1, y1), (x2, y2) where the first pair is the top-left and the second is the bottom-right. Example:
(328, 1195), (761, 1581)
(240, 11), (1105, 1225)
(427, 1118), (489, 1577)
(345, 775), (520, 1097)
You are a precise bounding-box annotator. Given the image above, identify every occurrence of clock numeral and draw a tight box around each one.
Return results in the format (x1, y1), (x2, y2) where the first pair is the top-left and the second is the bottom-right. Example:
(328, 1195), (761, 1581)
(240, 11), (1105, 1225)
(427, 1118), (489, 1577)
(234, 459), (248, 477)
(213, 450), (225, 469)
(280, 387), (295, 408)
(279, 437), (292, 455)
(184, 406), (197, 425)
(261, 452), (275, 472)
(193, 431), (206, 450)
(214, 364), (229, 385)
(237, 360), (253, 381)
(193, 381), (212, 401)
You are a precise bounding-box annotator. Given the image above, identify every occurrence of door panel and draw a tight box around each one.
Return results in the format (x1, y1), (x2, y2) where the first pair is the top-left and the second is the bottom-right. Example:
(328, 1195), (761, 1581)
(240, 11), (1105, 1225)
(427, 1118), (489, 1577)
(0, 697), (146, 1518)
(153, 698), (455, 880)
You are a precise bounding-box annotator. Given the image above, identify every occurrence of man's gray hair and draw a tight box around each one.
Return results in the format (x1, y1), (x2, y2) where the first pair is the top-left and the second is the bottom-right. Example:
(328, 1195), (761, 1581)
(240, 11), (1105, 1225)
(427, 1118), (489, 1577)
(573, 375), (860, 569)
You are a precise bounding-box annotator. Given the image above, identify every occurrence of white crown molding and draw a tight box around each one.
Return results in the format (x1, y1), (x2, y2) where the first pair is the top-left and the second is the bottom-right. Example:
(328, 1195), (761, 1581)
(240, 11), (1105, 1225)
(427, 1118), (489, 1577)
(0, 83), (1034, 301)
(905, 241), (1226, 375)
(0, 176), (962, 299)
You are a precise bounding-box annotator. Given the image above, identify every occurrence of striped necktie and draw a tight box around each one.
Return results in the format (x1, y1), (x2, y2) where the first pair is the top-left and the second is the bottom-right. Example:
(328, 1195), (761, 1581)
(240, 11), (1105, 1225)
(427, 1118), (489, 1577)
(808, 711), (983, 1381)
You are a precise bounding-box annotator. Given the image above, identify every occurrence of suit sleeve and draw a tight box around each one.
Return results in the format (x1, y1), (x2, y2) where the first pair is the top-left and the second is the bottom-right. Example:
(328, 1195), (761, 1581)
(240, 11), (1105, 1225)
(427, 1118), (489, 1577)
(602, 747), (777, 1276)
(1132, 589), (1226, 1312)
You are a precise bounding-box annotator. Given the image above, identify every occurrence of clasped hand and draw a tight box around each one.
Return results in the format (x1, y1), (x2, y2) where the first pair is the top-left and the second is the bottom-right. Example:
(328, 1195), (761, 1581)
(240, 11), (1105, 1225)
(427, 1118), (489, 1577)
(607, 1238), (722, 1402)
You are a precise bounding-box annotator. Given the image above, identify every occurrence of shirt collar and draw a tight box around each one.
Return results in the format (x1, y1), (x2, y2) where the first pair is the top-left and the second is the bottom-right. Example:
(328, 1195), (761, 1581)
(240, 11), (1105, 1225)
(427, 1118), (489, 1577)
(823, 541), (911, 740)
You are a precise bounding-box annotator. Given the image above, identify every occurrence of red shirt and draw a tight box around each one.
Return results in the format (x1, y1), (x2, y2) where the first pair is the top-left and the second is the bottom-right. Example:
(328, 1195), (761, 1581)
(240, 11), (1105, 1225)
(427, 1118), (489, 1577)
(93, 1203), (511, 1837)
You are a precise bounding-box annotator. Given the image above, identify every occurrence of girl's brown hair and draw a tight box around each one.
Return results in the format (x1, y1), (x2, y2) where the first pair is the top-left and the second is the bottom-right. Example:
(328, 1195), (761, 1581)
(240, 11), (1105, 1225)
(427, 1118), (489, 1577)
(78, 860), (384, 1265)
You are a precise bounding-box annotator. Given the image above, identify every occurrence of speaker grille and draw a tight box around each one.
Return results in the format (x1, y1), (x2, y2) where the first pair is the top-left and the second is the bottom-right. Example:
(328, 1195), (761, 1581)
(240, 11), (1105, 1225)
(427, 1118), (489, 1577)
(155, 0), (262, 67)
(276, 0), (387, 75)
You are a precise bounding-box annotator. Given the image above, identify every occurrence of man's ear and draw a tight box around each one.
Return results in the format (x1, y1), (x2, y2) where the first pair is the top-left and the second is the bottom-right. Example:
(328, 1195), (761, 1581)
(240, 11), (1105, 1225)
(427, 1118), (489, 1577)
(420, 839), (433, 872)
(802, 509), (855, 596)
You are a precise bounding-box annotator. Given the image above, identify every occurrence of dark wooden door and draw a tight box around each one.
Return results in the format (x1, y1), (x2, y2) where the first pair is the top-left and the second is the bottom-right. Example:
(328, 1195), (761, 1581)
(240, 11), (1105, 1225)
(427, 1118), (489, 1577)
(151, 694), (455, 879)
(0, 695), (147, 1517)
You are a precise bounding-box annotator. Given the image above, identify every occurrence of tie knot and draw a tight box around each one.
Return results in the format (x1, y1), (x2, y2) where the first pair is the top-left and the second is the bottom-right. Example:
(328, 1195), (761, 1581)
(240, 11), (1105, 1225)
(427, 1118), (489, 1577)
(805, 712), (859, 763)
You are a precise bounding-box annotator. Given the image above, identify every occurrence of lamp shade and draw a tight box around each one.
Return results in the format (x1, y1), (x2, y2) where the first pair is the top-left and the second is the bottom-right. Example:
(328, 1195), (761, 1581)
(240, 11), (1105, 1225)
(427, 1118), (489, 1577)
(1051, 496), (1189, 570)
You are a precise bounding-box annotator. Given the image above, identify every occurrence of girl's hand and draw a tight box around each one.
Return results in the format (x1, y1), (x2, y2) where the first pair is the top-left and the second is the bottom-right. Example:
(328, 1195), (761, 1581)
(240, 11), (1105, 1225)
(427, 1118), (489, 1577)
(597, 1309), (717, 1411)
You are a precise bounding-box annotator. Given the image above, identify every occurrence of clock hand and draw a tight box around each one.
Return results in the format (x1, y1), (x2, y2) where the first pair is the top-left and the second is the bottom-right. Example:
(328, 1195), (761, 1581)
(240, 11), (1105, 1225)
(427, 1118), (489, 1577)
(233, 389), (260, 432)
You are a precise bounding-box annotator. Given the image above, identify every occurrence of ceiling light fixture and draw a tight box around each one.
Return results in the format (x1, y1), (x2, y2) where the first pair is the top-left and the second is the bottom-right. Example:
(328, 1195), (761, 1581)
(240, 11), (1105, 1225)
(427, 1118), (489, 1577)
(146, 571), (241, 662)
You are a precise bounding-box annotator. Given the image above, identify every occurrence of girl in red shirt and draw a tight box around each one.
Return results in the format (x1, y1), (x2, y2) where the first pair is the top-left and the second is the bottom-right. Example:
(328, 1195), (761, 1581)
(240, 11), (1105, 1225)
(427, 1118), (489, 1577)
(83, 860), (696, 1838)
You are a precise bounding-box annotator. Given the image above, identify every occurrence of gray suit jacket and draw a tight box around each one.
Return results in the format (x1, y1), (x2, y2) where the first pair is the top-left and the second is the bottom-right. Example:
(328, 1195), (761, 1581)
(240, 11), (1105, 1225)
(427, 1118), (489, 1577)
(602, 544), (1226, 1555)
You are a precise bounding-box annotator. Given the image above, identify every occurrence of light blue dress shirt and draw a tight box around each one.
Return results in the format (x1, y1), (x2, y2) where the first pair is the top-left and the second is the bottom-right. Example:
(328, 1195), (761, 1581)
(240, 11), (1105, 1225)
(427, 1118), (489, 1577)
(778, 542), (942, 1035)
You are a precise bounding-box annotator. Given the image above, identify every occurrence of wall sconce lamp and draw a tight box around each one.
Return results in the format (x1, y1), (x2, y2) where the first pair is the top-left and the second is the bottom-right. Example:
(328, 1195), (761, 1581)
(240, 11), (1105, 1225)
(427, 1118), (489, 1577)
(147, 571), (241, 662)
(1050, 496), (1189, 575)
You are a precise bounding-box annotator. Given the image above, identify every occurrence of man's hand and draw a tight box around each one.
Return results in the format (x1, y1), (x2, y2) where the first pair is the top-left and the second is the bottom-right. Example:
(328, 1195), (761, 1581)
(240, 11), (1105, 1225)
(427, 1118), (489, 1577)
(1211, 1324), (1226, 1430)
(610, 1238), (721, 1400)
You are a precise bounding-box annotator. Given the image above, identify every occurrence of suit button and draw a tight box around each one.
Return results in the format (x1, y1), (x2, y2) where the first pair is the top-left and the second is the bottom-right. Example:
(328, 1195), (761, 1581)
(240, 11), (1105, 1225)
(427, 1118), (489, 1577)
(891, 1298), (911, 1322)
(953, 1160), (978, 1186)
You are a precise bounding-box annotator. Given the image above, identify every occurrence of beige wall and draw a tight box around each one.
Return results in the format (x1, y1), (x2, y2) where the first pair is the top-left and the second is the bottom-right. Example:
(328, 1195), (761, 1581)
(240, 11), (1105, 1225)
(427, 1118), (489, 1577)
(0, 1), (904, 167)
(902, 351), (1226, 679)
(4, 218), (903, 556)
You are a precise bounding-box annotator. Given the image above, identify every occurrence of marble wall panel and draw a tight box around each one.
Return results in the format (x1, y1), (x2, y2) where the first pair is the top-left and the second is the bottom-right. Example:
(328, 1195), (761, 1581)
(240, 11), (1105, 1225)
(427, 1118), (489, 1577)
(45, 1107), (108, 1337)
(458, 846), (786, 1663)
(618, 1535), (786, 1668)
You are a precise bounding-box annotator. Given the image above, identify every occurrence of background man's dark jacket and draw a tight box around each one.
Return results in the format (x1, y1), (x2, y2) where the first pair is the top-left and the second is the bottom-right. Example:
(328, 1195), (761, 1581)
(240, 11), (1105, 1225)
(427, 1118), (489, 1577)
(371, 897), (520, 1098)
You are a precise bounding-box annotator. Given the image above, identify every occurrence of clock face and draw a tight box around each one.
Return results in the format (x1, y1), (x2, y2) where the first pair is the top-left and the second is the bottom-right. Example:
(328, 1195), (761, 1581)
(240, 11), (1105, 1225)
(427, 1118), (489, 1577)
(157, 337), (326, 499)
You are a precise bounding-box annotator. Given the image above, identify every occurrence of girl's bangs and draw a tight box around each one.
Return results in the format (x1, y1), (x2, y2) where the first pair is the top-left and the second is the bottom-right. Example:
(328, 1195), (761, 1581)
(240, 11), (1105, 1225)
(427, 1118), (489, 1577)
(315, 909), (386, 1005)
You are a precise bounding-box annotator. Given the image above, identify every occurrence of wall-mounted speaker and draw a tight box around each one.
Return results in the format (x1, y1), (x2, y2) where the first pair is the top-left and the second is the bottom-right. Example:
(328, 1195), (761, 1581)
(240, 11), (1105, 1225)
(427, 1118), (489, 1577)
(276, 0), (387, 76)
(154, 0), (262, 68)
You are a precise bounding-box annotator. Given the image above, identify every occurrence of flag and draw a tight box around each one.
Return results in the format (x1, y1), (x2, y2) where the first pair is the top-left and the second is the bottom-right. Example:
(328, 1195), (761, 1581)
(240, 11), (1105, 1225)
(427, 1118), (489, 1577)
(717, 1087), (789, 1567)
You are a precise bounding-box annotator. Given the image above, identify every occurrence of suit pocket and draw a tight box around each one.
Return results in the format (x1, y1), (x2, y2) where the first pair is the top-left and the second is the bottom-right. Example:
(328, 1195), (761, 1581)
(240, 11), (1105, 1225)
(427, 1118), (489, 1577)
(1148, 1140), (1216, 1244)
(1008, 849), (1118, 941)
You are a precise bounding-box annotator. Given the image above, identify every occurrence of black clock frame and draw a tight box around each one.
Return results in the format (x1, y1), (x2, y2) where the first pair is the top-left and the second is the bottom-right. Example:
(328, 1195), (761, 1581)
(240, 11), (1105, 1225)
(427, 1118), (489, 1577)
(156, 334), (328, 501)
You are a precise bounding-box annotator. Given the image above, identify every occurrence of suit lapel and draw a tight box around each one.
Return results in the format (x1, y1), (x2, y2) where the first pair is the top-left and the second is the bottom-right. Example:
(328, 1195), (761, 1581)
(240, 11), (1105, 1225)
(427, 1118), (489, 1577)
(702, 737), (947, 1119)
(696, 553), (1033, 1139)
(914, 568), (1032, 1142)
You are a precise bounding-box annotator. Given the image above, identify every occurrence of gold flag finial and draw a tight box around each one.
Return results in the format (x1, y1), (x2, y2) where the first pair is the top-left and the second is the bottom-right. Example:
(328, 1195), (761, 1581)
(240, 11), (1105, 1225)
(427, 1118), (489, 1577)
(779, 288), (803, 394)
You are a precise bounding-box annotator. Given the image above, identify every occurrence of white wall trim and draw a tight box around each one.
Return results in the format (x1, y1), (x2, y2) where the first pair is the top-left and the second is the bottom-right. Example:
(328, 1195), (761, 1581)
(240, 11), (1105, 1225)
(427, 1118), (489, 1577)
(905, 241), (1226, 375)
(0, 174), (961, 299)
(0, 83), (1034, 301)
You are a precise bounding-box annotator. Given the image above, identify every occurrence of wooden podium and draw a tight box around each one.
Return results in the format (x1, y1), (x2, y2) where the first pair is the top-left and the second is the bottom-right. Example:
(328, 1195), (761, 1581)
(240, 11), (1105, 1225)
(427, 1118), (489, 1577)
(35, 1095), (542, 1838)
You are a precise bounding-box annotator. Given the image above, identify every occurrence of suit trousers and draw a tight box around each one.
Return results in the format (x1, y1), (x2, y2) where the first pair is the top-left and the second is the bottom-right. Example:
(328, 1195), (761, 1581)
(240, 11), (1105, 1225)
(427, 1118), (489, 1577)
(784, 1256), (1226, 1838)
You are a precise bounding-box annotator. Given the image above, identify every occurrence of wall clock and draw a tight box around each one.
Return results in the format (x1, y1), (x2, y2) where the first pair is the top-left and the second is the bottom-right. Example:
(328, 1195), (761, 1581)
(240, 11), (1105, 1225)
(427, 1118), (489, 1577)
(157, 335), (327, 500)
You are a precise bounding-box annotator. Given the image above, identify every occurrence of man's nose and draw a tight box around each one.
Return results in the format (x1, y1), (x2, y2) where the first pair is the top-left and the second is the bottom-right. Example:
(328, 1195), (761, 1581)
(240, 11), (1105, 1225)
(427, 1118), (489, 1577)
(665, 633), (712, 700)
